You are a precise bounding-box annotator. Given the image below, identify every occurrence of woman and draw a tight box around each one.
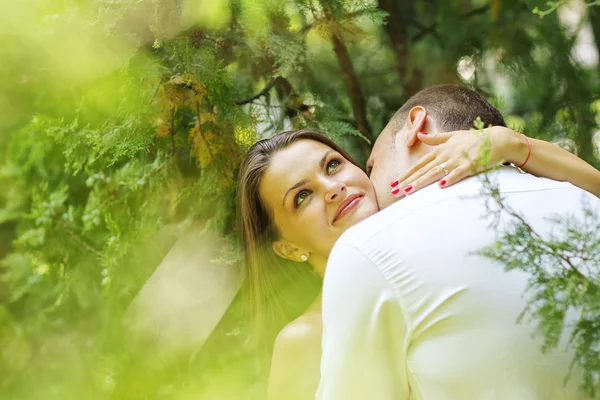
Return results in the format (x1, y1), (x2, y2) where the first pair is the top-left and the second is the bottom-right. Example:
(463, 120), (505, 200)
(236, 127), (600, 400)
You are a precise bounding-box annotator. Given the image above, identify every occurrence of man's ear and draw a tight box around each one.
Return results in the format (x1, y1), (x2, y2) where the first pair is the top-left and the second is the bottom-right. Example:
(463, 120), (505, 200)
(272, 240), (306, 263)
(405, 106), (428, 147)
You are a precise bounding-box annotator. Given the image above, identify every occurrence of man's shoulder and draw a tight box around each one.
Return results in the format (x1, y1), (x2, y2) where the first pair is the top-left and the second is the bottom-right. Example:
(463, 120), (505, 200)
(333, 200), (403, 251)
(335, 174), (463, 248)
(336, 168), (591, 250)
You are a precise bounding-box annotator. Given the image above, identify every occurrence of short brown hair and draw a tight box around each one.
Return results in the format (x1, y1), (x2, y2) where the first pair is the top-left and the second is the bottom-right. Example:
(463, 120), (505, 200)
(236, 129), (359, 347)
(391, 84), (506, 132)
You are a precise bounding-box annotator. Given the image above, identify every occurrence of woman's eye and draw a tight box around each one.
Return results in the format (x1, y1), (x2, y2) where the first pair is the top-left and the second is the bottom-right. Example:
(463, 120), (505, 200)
(327, 159), (341, 174)
(295, 190), (310, 207)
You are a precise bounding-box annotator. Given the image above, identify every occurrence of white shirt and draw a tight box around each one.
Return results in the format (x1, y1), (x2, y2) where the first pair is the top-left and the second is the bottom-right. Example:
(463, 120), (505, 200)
(317, 168), (598, 400)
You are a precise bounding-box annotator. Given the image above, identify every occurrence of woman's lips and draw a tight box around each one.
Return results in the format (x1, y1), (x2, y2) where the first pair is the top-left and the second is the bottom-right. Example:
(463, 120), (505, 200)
(333, 194), (363, 224)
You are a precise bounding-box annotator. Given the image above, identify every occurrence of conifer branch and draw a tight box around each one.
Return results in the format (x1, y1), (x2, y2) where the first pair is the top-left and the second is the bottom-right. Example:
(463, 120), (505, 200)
(298, 8), (380, 38)
(150, 76), (166, 104)
(478, 169), (600, 395)
(169, 107), (176, 156)
(125, 120), (139, 142)
(97, 193), (117, 212)
(50, 210), (102, 257)
(196, 102), (215, 161)
(140, 162), (167, 181)
(164, 32), (233, 49)
(61, 224), (103, 258)
(485, 181), (589, 280)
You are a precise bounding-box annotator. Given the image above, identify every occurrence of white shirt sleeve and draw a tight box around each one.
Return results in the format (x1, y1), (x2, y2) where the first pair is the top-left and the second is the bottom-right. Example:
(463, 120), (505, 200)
(316, 242), (411, 400)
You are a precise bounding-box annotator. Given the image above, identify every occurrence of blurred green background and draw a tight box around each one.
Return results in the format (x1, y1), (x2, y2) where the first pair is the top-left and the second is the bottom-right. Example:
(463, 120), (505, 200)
(0, 0), (599, 399)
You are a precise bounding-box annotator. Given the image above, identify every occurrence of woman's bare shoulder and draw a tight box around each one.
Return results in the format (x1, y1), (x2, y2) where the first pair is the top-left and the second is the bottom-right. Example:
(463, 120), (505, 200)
(274, 313), (322, 351)
(268, 314), (322, 400)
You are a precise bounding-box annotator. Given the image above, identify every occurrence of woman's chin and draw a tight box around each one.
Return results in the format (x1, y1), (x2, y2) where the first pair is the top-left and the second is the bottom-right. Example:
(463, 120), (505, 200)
(339, 202), (378, 231)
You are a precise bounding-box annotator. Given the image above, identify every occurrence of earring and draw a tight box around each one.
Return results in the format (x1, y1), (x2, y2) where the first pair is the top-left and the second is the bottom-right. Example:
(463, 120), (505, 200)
(300, 254), (308, 262)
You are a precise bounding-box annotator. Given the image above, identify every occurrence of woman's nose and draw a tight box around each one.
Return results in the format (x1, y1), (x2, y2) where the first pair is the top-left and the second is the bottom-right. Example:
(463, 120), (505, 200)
(325, 182), (346, 203)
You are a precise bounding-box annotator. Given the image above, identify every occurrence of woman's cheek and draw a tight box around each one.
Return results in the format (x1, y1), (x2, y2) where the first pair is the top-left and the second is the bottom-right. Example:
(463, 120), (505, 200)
(362, 173), (376, 193)
(309, 203), (328, 230)
(351, 169), (369, 188)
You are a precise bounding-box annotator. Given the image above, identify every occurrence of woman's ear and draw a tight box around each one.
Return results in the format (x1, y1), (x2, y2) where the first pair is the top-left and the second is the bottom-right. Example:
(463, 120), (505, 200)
(405, 106), (428, 147)
(272, 240), (307, 263)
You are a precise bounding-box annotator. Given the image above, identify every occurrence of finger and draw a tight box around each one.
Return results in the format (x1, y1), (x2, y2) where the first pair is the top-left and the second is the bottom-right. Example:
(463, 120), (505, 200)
(392, 152), (437, 187)
(438, 163), (474, 188)
(400, 159), (456, 196)
(394, 155), (443, 192)
(417, 130), (464, 145)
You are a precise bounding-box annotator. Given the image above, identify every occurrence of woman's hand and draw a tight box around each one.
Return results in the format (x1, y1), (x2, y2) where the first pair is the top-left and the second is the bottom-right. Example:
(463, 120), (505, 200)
(391, 126), (524, 196)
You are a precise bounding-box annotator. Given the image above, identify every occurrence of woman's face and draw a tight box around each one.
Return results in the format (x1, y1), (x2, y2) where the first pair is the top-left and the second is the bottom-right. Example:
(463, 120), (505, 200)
(259, 139), (379, 261)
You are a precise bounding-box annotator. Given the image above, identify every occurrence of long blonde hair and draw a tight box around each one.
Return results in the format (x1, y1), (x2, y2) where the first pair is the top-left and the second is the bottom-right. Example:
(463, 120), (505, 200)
(236, 129), (359, 344)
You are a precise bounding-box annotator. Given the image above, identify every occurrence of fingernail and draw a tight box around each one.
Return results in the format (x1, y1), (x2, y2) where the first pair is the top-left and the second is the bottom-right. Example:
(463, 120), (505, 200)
(439, 180), (447, 187)
(419, 131), (428, 135)
(391, 187), (400, 195)
(391, 180), (399, 188)
(403, 185), (413, 193)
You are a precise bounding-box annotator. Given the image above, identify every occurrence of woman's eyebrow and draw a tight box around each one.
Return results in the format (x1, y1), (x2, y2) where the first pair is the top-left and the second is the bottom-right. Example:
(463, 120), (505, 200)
(319, 150), (334, 169)
(282, 179), (308, 206)
(281, 150), (333, 206)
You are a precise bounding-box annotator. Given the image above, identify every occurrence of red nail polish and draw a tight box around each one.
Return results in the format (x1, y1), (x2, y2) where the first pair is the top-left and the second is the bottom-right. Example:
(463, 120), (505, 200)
(391, 187), (400, 195)
(404, 185), (413, 193)
(439, 180), (447, 187)
(419, 131), (428, 135)
(391, 180), (399, 188)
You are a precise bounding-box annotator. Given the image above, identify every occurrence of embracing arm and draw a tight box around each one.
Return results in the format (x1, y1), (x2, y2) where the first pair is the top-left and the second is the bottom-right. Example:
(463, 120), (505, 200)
(502, 130), (600, 197)
(317, 243), (410, 400)
(394, 127), (600, 198)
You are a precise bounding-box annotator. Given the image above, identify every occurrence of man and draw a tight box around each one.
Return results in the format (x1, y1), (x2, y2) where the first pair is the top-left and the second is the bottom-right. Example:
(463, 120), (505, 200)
(317, 85), (597, 399)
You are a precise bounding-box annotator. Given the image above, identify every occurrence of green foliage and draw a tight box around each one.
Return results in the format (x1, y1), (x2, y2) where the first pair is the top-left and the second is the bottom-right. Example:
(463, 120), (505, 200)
(467, 115), (600, 397)
(0, 0), (599, 399)
(533, 1), (600, 18)
(478, 183), (600, 397)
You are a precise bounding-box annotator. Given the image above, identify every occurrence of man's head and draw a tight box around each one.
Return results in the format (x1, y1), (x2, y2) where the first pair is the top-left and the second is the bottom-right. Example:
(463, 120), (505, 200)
(367, 84), (506, 208)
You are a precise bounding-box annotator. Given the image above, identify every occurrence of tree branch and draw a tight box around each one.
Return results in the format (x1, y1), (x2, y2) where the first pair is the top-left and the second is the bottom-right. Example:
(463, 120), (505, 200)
(409, 17), (444, 46)
(378, 0), (423, 100)
(235, 78), (285, 105)
(464, 4), (491, 18)
(411, 24), (442, 45)
(410, 4), (491, 44)
(330, 33), (371, 140)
